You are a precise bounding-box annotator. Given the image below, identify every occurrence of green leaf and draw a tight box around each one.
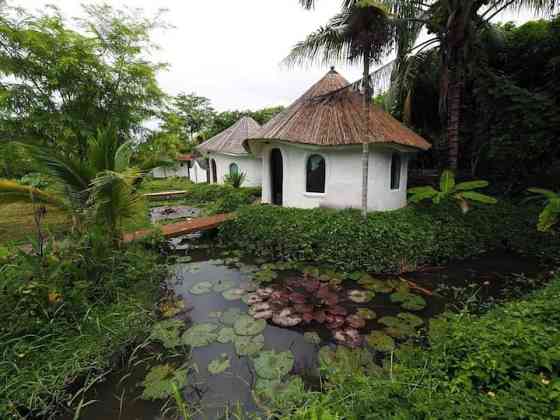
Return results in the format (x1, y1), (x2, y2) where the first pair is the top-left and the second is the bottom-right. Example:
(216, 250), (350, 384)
(528, 188), (558, 200)
(461, 191), (497, 205)
(208, 354), (230, 375)
(455, 180), (489, 191)
(439, 170), (456, 193)
(537, 199), (560, 232)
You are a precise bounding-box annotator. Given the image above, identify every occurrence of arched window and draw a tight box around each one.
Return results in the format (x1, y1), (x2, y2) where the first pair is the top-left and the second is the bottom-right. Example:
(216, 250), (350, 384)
(229, 163), (239, 176)
(390, 153), (401, 190)
(306, 154), (326, 193)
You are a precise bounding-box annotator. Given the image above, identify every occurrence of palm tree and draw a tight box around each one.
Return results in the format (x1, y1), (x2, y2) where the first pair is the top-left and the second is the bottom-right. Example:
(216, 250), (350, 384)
(301, 0), (558, 170)
(287, 1), (395, 217)
(0, 128), (148, 243)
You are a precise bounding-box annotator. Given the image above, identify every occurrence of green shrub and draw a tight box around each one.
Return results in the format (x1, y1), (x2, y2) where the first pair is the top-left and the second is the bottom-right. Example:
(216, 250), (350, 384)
(277, 274), (560, 419)
(219, 202), (559, 273)
(0, 234), (167, 417)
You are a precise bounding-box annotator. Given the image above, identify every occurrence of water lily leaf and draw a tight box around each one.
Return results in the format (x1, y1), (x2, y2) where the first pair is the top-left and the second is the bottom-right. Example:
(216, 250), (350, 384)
(233, 334), (264, 356)
(302, 266), (320, 277)
(345, 314), (366, 329)
(390, 291), (427, 311)
(208, 311), (223, 319)
(318, 346), (377, 378)
(222, 288), (246, 301)
(253, 350), (295, 380)
(175, 255), (192, 263)
(254, 269), (278, 283)
(356, 308), (377, 320)
(378, 313), (423, 338)
(149, 319), (184, 349)
(254, 376), (304, 404)
(234, 315), (267, 336)
(185, 263), (201, 273)
(272, 308), (303, 327)
(347, 290), (375, 303)
(303, 331), (321, 345)
(220, 308), (243, 325)
(213, 280), (236, 292)
(140, 364), (188, 401)
(189, 281), (214, 295)
(397, 312), (424, 328)
(217, 327), (236, 344)
(334, 328), (363, 347)
(181, 323), (219, 347)
(365, 331), (395, 352)
(208, 354), (230, 375)
(159, 298), (185, 318)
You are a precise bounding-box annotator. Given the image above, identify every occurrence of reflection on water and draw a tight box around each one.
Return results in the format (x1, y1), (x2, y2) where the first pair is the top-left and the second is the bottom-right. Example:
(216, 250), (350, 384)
(70, 245), (541, 420)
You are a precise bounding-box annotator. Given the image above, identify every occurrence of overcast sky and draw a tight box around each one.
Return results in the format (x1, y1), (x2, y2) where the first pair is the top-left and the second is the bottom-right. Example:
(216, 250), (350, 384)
(14, 1), (540, 112)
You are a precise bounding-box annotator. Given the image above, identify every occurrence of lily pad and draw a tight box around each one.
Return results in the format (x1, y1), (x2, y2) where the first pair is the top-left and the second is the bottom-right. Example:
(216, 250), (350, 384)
(181, 323), (219, 347)
(220, 307), (242, 326)
(233, 334), (264, 356)
(217, 327), (236, 344)
(254, 376), (304, 403)
(149, 319), (184, 349)
(346, 314), (366, 329)
(208, 311), (223, 319)
(365, 331), (395, 352)
(303, 331), (321, 345)
(254, 269), (278, 283)
(234, 315), (267, 336)
(140, 364), (188, 401)
(334, 328), (363, 347)
(189, 281), (214, 295)
(175, 255), (192, 263)
(272, 308), (302, 327)
(208, 354), (230, 375)
(390, 291), (427, 311)
(213, 280), (236, 292)
(378, 313), (423, 338)
(222, 288), (246, 301)
(356, 308), (377, 320)
(253, 350), (295, 380)
(347, 290), (375, 303)
(359, 277), (395, 293)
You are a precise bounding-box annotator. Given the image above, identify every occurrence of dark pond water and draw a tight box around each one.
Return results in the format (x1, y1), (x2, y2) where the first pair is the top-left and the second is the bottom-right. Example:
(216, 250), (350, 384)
(69, 239), (541, 420)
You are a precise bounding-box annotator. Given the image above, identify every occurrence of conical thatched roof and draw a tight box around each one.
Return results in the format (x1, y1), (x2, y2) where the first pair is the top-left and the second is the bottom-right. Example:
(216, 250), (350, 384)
(246, 69), (431, 151)
(198, 116), (261, 156)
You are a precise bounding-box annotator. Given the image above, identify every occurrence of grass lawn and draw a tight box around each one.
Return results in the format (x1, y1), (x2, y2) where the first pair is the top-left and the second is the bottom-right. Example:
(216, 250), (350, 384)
(0, 203), (70, 245)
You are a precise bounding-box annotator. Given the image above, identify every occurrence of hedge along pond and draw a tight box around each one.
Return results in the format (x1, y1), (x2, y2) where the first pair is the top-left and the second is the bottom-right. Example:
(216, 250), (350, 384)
(72, 236), (542, 420)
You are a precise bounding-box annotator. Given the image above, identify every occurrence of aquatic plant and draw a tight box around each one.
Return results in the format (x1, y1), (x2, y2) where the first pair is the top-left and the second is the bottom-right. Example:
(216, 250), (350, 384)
(220, 307), (243, 325)
(347, 290), (375, 303)
(390, 291), (427, 311)
(140, 364), (189, 401)
(253, 350), (295, 380)
(189, 281), (213, 295)
(378, 313), (424, 338)
(213, 279), (236, 292)
(365, 331), (395, 352)
(254, 268), (278, 283)
(234, 315), (267, 336)
(303, 332), (321, 345)
(217, 327), (236, 344)
(356, 308), (376, 320)
(149, 319), (185, 349)
(222, 288), (246, 301)
(233, 334), (264, 356)
(208, 354), (231, 375)
(181, 323), (219, 347)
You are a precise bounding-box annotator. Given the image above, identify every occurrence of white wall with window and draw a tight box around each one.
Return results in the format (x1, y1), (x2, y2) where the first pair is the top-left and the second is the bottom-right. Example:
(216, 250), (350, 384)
(253, 141), (411, 211)
(206, 152), (262, 187)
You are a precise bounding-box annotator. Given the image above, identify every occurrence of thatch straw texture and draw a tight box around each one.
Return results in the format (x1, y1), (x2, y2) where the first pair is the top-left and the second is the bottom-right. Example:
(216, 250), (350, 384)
(246, 69), (431, 151)
(198, 116), (261, 155)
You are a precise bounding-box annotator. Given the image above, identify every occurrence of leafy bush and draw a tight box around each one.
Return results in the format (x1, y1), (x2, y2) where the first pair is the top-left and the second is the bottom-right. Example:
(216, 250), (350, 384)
(219, 202), (559, 273)
(0, 233), (167, 417)
(277, 274), (560, 419)
(224, 171), (246, 188)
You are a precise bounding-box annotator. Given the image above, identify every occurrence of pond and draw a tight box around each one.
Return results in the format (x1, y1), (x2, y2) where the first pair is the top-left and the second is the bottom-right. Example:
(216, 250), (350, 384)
(70, 238), (541, 420)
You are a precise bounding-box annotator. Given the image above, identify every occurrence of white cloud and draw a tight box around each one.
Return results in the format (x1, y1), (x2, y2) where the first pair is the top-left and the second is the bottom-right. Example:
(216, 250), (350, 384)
(11, 0), (543, 111)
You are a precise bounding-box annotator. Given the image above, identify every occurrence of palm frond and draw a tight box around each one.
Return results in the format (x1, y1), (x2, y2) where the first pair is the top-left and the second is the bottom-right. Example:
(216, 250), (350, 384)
(283, 16), (351, 68)
(0, 179), (67, 208)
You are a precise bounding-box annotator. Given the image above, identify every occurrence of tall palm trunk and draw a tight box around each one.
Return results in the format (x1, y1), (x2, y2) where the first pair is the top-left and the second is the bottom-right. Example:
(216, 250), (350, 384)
(446, 58), (463, 170)
(361, 50), (371, 218)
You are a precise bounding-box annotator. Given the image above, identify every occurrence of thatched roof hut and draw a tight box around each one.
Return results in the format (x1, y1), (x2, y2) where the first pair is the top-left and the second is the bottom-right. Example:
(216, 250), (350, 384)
(245, 68), (430, 152)
(198, 116), (261, 156)
(196, 116), (263, 187)
(245, 68), (430, 211)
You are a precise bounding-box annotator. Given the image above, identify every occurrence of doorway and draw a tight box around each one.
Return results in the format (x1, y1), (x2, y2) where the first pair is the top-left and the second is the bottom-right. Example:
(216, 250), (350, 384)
(270, 148), (283, 206)
(211, 159), (217, 183)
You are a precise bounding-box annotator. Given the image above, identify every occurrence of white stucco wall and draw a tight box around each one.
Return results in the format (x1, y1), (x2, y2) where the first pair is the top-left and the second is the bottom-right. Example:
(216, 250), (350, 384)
(189, 161), (208, 184)
(152, 163), (190, 179)
(256, 142), (411, 211)
(207, 152), (262, 188)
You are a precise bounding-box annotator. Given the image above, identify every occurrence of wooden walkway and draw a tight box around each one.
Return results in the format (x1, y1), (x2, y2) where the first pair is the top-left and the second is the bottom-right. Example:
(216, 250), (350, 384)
(123, 213), (233, 243)
(143, 190), (188, 200)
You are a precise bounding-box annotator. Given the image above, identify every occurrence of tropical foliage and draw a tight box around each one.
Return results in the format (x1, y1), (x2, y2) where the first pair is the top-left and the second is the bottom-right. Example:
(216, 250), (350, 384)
(408, 170), (497, 213)
(224, 171), (247, 188)
(528, 188), (560, 231)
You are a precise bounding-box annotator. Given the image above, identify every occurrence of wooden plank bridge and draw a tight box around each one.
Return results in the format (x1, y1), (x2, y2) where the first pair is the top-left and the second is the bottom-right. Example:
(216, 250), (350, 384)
(123, 213), (233, 243)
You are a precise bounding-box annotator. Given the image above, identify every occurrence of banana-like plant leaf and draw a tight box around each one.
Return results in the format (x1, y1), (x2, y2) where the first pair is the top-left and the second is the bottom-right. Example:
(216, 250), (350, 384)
(461, 191), (497, 204)
(527, 188), (558, 200)
(537, 199), (560, 232)
(455, 180), (489, 191)
(407, 186), (438, 195)
(0, 180), (66, 208)
(439, 170), (455, 193)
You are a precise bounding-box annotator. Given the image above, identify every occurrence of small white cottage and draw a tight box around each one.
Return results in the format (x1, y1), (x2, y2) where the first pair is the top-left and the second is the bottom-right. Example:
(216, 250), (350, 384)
(244, 68), (431, 211)
(152, 154), (208, 184)
(197, 117), (263, 187)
